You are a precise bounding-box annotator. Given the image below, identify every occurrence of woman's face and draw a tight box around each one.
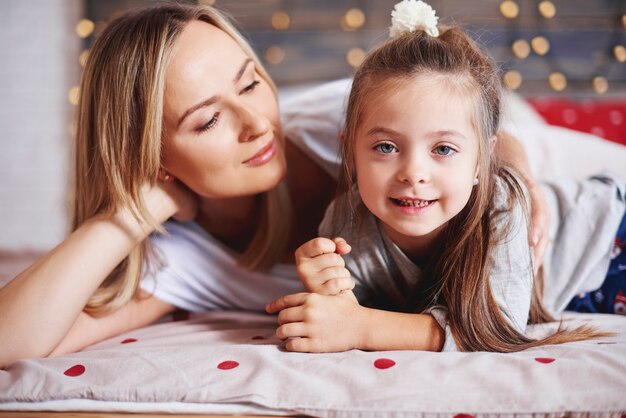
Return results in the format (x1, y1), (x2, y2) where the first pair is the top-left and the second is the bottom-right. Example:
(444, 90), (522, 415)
(162, 21), (285, 199)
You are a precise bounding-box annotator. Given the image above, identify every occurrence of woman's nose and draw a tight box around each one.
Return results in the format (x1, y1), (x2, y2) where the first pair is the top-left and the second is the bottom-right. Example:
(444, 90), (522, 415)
(237, 103), (271, 142)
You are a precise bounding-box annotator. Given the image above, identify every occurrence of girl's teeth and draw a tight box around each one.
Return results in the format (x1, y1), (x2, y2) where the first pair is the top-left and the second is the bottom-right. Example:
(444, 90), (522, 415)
(396, 199), (431, 207)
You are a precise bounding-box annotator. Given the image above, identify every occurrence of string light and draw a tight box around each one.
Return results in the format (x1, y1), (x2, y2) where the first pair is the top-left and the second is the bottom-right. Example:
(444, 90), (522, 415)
(511, 39), (530, 59)
(68, 86), (80, 105)
(264, 46), (285, 65)
(79, 50), (89, 67)
(538, 1), (556, 19)
(341, 8), (365, 31)
(548, 72), (567, 92)
(614, 45), (626, 63)
(271, 11), (290, 31)
(592, 76), (608, 94)
(346, 48), (366, 68)
(75, 19), (94, 38)
(503, 70), (523, 90)
(531, 36), (550, 56)
(499, 1), (519, 19)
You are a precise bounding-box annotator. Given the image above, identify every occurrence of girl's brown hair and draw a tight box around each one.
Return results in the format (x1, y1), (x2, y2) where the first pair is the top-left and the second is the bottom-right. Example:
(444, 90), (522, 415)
(73, 3), (290, 315)
(336, 26), (605, 352)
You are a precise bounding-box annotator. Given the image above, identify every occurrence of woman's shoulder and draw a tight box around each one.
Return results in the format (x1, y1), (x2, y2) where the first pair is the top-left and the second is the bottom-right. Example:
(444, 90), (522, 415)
(281, 78), (353, 180)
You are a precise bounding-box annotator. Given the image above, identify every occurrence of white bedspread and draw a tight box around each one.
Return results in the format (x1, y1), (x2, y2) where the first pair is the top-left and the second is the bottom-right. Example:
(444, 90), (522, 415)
(1, 310), (625, 417)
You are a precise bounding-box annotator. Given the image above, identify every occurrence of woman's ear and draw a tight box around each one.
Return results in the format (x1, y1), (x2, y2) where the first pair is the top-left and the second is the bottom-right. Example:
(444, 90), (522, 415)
(490, 134), (498, 153)
(158, 168), (175, 182)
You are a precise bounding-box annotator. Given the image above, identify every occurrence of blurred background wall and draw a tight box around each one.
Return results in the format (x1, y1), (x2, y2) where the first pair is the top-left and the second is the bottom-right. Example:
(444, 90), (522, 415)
(1, 0), (624, 251)
(0, 0), (82, 251)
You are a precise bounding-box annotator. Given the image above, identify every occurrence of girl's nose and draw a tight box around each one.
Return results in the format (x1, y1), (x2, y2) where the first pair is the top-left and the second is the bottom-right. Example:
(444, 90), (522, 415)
(238, 103), (271, 142)
(396, 154), (430, 185)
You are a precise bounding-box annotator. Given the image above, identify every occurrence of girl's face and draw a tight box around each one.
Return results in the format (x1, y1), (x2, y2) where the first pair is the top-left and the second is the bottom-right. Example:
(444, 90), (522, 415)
(354, 77), (480, 252)
(161, 21), (286, 199)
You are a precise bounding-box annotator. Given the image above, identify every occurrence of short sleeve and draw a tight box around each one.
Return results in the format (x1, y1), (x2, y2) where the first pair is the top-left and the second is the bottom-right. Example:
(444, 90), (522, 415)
(424, 306), (458, 352)
(140, 221), (302, 312)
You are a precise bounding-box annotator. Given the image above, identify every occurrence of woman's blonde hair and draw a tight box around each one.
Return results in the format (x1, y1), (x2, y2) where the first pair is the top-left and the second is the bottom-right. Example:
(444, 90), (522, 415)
(336, 27), (606, 352)
(73, 3), (290, 315)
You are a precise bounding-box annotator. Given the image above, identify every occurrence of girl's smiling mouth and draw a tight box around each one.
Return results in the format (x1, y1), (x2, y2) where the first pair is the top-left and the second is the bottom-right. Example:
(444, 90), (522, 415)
(389, 197), (436, 210)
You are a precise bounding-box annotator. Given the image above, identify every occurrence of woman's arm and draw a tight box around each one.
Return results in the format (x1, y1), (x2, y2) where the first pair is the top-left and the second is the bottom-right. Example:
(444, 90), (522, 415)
(266, 292), (444, 352)
(0, 180), (193, 368)
(495, 130), (550, 271)
(50, 292), (174, 357)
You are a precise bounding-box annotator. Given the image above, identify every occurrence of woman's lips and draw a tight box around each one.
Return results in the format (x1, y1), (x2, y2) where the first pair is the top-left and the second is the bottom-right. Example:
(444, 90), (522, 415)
(243, 139), (276, 167)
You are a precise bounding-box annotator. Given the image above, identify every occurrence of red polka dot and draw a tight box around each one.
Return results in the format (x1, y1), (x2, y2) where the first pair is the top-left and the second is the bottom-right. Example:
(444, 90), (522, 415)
(373, 358), (396, 369)
(454, 414), (474, 418)
(590, 126), (605, 138)
(610, 110), (623, 126)
(64, 364), (86, 377)
(534, 357), (555, 364)
(251, 335), (266, 340)
(217, 360), (239, 370)
(562, 108), (578, 125)
(121, 338), (137, 344)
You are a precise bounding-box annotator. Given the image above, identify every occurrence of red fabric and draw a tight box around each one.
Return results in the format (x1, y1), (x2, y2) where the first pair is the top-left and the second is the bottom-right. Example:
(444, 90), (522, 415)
(527, 98), (626, 147)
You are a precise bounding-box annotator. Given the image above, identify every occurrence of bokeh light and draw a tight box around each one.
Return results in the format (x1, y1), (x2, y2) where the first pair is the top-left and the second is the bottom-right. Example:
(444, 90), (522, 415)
(548, 72), (567, 92)
(499, 1), (519, 19)
(503, 70), (523, 90)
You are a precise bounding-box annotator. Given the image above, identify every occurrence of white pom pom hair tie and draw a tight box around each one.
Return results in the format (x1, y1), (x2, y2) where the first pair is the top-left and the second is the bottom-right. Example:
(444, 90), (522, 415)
(390, 0), (439, 38)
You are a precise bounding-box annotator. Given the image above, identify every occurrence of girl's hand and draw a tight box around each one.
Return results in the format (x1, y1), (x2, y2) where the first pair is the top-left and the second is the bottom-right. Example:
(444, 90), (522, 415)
(265, 292), (364, 352)
(295, 237), (354, 296)
(525, 176), (550, 274)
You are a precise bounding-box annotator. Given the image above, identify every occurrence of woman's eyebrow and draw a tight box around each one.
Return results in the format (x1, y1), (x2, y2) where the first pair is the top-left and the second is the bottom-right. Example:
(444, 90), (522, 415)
(177, 59), (253, 128)
(234, 58), (253, 82)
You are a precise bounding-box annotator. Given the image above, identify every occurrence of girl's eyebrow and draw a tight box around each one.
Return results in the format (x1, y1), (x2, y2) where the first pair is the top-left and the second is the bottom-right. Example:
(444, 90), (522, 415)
(177, 58), (253, 128)
(366, 126), (401, 137)
(427, 130), (468, 140)
(366, 127), (467, 141)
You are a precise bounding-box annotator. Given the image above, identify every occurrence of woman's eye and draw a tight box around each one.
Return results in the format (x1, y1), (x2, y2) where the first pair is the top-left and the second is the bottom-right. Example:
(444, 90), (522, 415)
(374, 143), (398, 154)
(242, 80), (260, 94)
(434, 145), (455, 156)
(197, 112), (220, 133)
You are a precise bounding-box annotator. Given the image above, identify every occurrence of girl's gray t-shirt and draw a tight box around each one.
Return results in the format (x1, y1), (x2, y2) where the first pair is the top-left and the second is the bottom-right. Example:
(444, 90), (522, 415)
(319, 174), (625, 351)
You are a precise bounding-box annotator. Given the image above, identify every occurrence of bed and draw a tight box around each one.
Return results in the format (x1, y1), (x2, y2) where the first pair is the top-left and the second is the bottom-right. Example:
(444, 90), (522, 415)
(1, 309), (626, 417)
(1, 83), (626, 417)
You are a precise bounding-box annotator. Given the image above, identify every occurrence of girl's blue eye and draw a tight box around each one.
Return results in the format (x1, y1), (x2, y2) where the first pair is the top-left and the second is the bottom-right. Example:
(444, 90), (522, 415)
(434, 145), (455, 156)
(197, 112), (220, 133)
(375, 143), (397, 154)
